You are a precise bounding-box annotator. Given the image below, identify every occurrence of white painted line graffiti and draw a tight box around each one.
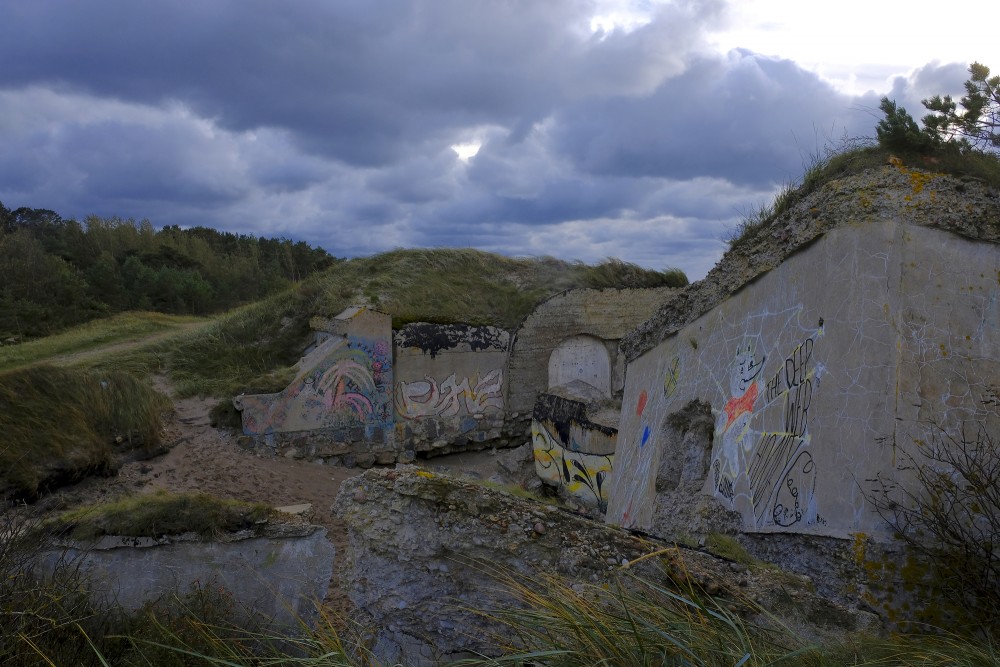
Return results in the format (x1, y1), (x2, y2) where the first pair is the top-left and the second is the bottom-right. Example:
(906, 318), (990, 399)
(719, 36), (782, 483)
(395, 369), (504, 419)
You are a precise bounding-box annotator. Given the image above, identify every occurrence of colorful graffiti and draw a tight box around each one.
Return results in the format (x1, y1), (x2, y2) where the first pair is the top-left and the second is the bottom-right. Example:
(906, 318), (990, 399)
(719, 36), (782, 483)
(395, 369), (504, 419)
(533, 421), (613, 510)
(712, 335), (819, 527)
(713, 341), (765, 501)
(237, 335), (392, 436)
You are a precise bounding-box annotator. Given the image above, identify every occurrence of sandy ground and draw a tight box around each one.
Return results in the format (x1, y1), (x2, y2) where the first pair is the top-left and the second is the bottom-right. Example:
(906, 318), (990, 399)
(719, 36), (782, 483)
(51, 374), (533, 612)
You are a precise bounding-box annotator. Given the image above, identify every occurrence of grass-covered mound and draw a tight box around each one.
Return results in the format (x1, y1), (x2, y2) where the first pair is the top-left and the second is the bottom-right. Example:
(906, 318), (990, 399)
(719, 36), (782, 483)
(50, 491), (277, 540)
(0, 365), (168, 499)
(0, 311), (207, 373)
(85, 248), (687, 399)
(310, 248), (687, 329)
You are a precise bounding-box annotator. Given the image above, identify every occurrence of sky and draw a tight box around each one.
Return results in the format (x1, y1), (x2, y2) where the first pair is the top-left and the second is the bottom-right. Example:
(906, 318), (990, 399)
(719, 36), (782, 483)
(1, 1), (997, 281)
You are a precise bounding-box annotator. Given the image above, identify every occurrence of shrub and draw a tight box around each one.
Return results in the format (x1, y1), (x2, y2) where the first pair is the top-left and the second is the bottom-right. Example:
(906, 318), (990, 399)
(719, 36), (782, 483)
(875, 97), (937, 153)
(867, 422), (1000, 636)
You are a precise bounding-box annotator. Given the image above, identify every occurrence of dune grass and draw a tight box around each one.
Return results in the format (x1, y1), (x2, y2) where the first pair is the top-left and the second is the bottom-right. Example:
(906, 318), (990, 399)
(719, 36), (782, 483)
(0, 365), (168, 499)
(454, 565), (1000, 667)
(727, 142), (1000, 251)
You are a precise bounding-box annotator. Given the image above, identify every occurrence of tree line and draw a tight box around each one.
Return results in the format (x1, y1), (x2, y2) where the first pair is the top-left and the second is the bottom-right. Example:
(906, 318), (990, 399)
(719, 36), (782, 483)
(0, 203), (335, 340)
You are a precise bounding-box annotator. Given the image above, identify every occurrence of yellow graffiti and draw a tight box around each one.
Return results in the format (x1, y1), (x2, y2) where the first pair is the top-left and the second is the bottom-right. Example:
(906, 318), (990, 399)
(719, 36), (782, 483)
(532, 421), (613, 509)
(663, 356), (681, 398)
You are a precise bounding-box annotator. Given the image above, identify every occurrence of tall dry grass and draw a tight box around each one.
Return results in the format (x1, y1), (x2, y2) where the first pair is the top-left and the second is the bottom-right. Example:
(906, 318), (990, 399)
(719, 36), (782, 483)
(0, 366), (168, 500)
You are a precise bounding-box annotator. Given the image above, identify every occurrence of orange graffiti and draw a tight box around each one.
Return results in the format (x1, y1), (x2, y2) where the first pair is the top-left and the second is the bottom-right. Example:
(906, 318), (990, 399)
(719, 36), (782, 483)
(724, 382), (758, 430)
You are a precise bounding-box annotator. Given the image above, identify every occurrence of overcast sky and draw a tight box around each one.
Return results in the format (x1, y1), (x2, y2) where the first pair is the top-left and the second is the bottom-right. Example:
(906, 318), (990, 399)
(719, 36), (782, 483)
(1, 1), (997, 280)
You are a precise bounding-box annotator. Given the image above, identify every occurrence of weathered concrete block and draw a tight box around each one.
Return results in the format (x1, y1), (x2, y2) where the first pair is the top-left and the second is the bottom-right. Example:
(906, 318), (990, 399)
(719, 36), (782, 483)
(506, 287), (677, 415)
(334, 467), (878, 664)
(40, 525), (335, 630)
(609, 168), (1000, 542)
(236, 306), (392, 438)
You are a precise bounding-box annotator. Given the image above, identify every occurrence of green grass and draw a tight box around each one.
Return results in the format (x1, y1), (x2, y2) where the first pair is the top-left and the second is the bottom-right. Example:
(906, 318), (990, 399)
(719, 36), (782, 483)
(0, 311), (208, 373)
(157, 288), (313, 398)
(134, 248), (687, 399)
(312, 248), (687, 329)
(0, 365), (168, 500)
(50, 491), (278, 540)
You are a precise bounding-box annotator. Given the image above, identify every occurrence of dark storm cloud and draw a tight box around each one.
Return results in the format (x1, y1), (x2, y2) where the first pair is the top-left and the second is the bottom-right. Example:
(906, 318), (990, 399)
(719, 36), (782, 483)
(0, 1), (960, 280)
(549, 50), (868, 188)
(1, 0), (710, 167)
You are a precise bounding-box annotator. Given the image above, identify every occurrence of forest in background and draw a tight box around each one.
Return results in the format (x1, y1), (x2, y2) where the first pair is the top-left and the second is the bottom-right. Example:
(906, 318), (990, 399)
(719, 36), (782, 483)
(0, 202), (335, 340)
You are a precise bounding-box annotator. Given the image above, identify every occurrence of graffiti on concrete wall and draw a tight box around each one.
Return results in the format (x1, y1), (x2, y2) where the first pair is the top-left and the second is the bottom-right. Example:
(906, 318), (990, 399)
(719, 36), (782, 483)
(239, 335), (392, 435)
(607, 302), (827, 532)
(533, 421), (613, 510)
(395, 369), (504, 419)
(713, 340), (765, 501)
(712, 334), (820, 528)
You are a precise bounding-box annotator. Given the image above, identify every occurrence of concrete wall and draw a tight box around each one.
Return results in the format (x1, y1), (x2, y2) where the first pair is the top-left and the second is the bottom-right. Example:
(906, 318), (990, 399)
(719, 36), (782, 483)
(236, 307), (393, 443)
(607, 219), (1000, 539)
(394, 323), (510, 453)
(236, 317), (527, 465)
(507, 287), (676, 415)
(41, 526), (334, 629)
(548, 334), (612, 395)
(531, 391), (617, 509)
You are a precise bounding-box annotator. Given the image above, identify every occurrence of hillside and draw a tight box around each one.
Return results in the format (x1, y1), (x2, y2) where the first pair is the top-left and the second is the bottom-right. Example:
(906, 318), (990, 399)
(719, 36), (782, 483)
(79, 248), (687, 401)
(0, 204), (334, 340)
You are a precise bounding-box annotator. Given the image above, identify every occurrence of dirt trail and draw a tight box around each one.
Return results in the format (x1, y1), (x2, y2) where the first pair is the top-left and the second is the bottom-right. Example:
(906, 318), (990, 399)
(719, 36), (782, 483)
(49, 320), (209, 367)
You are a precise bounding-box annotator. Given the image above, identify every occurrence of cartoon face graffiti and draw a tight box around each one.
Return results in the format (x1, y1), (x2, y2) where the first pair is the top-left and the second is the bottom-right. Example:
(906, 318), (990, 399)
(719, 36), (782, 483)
(713, 341), (765, 501)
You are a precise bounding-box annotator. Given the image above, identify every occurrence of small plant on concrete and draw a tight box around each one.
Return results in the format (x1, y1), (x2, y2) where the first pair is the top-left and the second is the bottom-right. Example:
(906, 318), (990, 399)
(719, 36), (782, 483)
(866, 422), (1000, 636)
(875, 98), (938, 154)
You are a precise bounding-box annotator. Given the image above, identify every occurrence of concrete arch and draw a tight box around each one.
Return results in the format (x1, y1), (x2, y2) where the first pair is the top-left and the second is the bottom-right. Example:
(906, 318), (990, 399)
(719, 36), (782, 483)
(548, 334), (611, 395)
(505, 287), (677, 415)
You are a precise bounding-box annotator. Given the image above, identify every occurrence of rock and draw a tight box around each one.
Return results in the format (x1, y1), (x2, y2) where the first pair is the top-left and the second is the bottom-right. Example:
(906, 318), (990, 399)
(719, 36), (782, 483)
(334, 467), (880, 663)
(275, 503), (313, 518)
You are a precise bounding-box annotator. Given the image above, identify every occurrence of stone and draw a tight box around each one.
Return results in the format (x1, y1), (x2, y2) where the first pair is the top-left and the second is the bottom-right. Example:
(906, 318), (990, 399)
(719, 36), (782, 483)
(334, 467), (879, 664)
(37, 524), (334, 630)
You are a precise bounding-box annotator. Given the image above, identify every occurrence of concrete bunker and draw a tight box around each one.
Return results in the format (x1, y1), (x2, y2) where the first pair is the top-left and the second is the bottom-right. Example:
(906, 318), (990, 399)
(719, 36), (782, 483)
(513, 287), (679, 504)
(604, 165), (1000, 616)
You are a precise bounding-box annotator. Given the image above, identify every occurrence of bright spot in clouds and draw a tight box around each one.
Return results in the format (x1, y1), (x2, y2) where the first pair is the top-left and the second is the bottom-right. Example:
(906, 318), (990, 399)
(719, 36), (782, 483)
(451, 142), (481, 162)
